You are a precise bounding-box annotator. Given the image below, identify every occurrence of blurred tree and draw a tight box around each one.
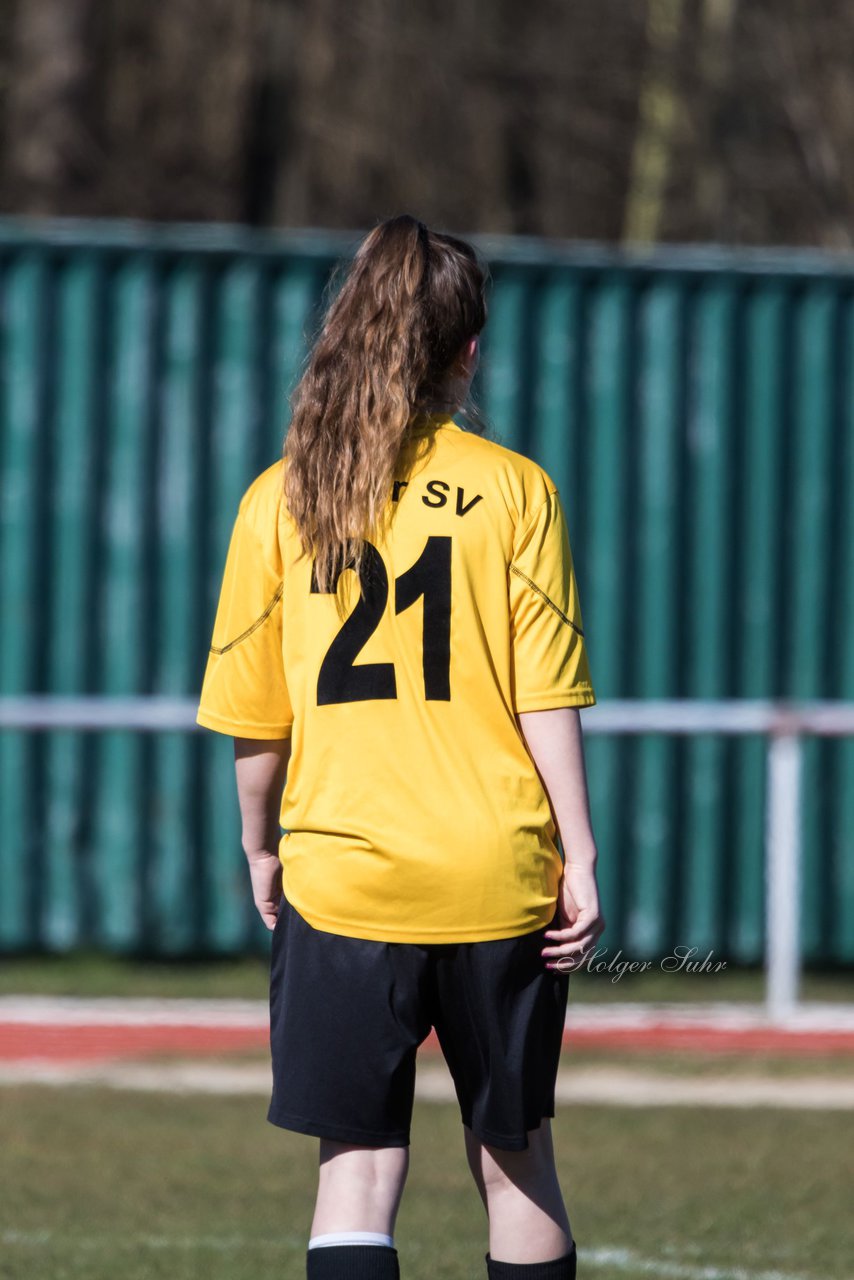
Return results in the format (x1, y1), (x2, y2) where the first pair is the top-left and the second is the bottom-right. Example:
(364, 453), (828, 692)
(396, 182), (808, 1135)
(2, 0), (101, 214)
(102, 0), (256, 221)
(0, 0), (851, 248)
(623, 0), (686, 244)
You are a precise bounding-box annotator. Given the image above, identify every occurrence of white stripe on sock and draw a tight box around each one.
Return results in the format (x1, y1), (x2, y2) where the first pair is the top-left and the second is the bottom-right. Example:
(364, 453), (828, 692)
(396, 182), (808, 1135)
(308, 1232), (395, 1250)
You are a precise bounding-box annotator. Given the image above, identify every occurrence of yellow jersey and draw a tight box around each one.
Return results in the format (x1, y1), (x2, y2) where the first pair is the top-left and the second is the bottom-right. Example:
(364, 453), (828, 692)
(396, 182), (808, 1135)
(196, 416), (596, 942)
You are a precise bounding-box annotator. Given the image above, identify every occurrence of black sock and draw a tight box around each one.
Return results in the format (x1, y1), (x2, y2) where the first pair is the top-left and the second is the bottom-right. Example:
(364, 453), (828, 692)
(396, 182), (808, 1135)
(485, 1242), (577, 1280)
(307, 1244), (400, 1280)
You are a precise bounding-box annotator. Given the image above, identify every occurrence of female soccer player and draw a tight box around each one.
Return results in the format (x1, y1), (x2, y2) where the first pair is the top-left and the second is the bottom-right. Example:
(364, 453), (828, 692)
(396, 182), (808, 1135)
(196, 215), (604, 1280)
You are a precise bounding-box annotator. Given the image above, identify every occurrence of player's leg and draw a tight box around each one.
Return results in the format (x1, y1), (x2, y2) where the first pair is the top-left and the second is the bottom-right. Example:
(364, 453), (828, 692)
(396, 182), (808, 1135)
(464, 1119), (575, 1266)
(267, 893), (431, 1154)
(432, 914), (576, 1276)
(311, 1138), (410, 1236)
(307, 1139), (409, 1278)
(266, 896), (432, 1278)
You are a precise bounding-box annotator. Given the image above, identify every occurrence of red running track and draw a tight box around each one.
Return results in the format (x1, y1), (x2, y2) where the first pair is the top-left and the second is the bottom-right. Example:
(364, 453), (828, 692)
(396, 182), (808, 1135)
(3, 1023), (854, 1065)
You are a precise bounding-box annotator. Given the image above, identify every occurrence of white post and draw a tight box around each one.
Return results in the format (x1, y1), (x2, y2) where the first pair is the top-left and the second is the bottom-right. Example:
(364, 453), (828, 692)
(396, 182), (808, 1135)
(765, 732), (803, 1023)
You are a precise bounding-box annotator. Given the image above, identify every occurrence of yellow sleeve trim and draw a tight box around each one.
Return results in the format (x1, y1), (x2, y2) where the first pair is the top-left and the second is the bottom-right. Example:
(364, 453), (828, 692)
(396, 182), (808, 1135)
(509, 563), (584, 637)
(195, 707), (293, 739)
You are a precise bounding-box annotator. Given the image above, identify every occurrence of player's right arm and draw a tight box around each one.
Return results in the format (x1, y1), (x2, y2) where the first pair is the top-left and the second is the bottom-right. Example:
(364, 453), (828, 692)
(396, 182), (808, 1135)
(508, 479), (604, 967)
(517, 707), (604, 967)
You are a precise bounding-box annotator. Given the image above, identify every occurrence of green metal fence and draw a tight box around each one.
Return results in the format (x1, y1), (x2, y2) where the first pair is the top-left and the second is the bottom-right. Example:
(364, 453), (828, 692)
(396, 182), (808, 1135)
(1, 218), (852, 958)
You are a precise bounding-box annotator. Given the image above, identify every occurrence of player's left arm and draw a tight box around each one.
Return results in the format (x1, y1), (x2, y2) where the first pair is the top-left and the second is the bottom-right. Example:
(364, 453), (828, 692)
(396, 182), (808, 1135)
(233, 737), (291, 930)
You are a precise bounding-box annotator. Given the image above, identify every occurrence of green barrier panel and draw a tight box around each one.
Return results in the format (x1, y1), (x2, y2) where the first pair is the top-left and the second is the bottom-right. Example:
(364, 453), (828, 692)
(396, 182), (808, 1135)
(149, 261), (205, 953)
(482, 266), (529, 455)
(834, 300), (854, 961)
(730, 285), (787, 962)
(583, 277), (632, 951)
(0, 252), (46, 947)
(43, 254), (101, 948)
(790, 287), (836, 961)
(631, 278), (683, 955)
(683, 283), (736, 954)
(527, 273), (583, 505)
(0, 221), (852, 959)
(91, 257), (155, 950)
(270, 259), (328, 439)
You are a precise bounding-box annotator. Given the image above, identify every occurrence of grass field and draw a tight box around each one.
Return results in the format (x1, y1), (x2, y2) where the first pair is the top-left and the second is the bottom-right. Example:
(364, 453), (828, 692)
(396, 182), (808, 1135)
(3, 958), (852, 1278)
(2, 952), (853, 1004)
(161, 1040), (854, 1079)
(2, 1086), (852, 1280)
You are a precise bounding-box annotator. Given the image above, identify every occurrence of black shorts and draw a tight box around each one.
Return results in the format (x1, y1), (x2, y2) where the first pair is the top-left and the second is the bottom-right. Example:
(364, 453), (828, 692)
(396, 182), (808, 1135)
(267, 893), (569, 1152)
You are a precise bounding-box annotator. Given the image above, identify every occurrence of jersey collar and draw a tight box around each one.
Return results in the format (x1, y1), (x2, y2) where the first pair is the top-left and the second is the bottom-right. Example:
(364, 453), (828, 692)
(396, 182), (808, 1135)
(407, 412), (460, 435)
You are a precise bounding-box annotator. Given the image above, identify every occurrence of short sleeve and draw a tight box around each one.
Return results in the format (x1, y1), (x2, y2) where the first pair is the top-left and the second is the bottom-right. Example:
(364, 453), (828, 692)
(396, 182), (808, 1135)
(196, 507), (293, 739)
(509, 488), (596, 712)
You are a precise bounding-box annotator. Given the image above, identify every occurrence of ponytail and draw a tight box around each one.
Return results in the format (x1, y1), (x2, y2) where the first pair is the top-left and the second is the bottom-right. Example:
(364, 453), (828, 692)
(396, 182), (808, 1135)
(283, 215), (487, 594)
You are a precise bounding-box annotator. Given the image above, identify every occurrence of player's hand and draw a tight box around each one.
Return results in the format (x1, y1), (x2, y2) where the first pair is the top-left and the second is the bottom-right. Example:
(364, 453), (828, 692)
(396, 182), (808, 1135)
(541, 863), (605, 971)
(244, 849), (283, 930)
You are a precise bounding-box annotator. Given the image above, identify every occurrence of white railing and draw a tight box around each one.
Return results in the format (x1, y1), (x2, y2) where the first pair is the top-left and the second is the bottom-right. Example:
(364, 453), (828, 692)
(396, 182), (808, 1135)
(2, 696), (853, 1023)
(585, 701), (854, 1022)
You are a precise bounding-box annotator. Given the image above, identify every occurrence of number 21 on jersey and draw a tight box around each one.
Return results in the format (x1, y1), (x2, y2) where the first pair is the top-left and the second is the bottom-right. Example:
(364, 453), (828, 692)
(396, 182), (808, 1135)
(311, 537), (451, 705)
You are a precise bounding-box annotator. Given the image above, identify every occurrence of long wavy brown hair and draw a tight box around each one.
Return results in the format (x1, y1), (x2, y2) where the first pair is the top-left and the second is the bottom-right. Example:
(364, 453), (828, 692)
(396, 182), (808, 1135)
(283, 215), (488, 593)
